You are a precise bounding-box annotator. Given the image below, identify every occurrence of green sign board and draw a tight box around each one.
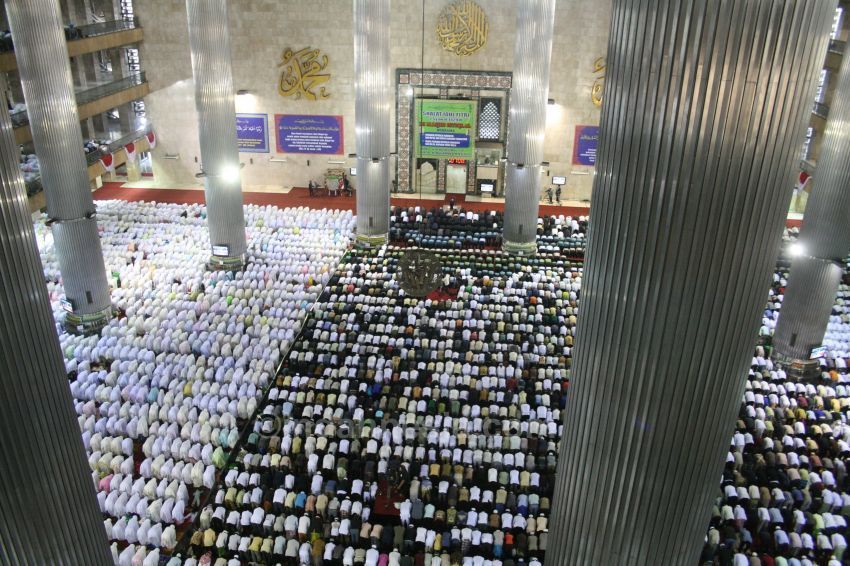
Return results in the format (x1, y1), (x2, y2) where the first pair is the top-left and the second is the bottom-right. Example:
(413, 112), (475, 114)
(414, 99), (477, 160)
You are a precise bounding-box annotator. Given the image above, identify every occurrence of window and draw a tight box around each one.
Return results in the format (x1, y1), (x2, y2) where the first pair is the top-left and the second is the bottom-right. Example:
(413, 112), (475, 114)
(831, 8), (843, 40)
(478, 98), (501, 140)
(815, 69), (827, 104)
(801, 127), (815, 161)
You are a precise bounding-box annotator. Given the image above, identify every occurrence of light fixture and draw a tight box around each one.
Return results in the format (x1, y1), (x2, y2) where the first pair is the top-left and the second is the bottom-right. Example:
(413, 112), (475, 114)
(236, 89), (250, 96)
(547, 98), (555, 105)
(220, 164), (242, 183)
(348, 153), (358, 159)
(788, 242), (806, 257)
(541, 161), (550, 167)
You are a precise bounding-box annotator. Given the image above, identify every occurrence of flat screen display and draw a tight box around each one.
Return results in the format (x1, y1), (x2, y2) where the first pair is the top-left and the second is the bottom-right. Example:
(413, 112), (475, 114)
(480, 183), (494, 193)
(552, 176), (566, 186)
(349, 167), (357, 176)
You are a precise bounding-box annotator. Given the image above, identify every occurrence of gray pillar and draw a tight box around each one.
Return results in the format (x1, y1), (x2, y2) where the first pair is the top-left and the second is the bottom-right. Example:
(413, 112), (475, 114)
(774, 33), (850, 359)
(0, 96), (112, 564)
(549, 1), (834, 565)
(354, 0), (391, 247)
(186, 0), (247, 268)
(7, 0), (112, 330)
(502, 0), (556, 255)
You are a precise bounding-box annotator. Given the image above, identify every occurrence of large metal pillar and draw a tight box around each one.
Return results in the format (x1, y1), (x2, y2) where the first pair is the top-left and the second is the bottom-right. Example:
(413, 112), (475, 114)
(186, 0), (247, 268)
(502, 0), (556, 255)
(774, 36), (850, 359)
(0, 97), (112, 564)
(354, 0), (391, 247)
(549, 1), (835, 564)
(7, 0), (112, 331)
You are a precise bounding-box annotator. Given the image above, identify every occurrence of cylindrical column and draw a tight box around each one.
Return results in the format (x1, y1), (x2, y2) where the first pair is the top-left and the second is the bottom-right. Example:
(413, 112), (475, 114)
(7, 0), (112, 329)
(503, 164), (542, 253)
(186, 0), (247, 268)
(774, 256), (843, 358)
(550, 1), (835, 565)
(502, 0), (556, 255)
(774, 28), (850, 358)
(354, 0), (391, 247)
(0, 98), (112, 564)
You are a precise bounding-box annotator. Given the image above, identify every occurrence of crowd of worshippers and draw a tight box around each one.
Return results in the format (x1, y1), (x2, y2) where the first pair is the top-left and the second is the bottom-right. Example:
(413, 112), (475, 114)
(40, 195), (850, 566)
(33, 201), (355, 566)
(388, 206), (585, 256)
(173, 244), (579, 566)
(700, 251), (850, 566)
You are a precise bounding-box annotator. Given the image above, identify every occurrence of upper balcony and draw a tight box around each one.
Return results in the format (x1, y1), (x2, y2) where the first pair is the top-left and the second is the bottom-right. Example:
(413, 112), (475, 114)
(0, 19), (143, 73)
(11, 72), (150, 145)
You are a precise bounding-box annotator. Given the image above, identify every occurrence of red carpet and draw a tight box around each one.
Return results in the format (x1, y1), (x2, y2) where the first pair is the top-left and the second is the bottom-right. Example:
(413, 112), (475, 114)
(372, 480), (402, 519)
(93, 182), (592, 217)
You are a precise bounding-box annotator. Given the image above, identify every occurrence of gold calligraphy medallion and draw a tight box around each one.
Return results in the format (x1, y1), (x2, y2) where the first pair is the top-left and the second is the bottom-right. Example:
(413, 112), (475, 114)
(277, 47), (331, 100)
(436, 0), (488, 57)
(591, 57), (605, 107)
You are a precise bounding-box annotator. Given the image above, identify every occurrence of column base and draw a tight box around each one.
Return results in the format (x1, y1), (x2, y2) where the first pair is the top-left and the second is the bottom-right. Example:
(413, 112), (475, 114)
(777, 357), (823, 383)
(355, 233), (388, 248)
(63, 305), (113, 335)
(208, 254), (246, 271)
(502, 239), (538, 256)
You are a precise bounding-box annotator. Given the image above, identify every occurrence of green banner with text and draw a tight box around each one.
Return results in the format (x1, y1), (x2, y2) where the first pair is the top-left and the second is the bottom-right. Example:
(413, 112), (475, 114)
(414, 99), (477, 160)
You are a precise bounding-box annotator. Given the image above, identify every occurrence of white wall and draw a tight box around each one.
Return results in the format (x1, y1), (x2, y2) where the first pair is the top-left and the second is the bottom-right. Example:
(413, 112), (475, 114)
(137, 0), (612, 200)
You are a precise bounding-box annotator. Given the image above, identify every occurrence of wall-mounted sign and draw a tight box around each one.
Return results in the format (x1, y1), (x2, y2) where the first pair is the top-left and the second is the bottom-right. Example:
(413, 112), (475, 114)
(591, 57), (606, 107)
(573, 125), (599, 166)
(437, 0), (488, 56)
(236, 113), (269, 153)
(275, 114), (344, 154)
(415, 99), (477, 160)
(277, 47), (331, 100)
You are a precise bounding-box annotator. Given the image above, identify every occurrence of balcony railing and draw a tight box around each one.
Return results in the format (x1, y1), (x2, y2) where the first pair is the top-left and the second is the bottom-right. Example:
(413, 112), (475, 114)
(74, 18), (139, 39)
(10, 72), (147, 129)
(0, 19), (139, 53)
(10, 109), (28, 128)
(85, 125), (152, 166)
(812, 101), (829, 119)
(829, 40), (846, 55)
(76, 71), (147, 106)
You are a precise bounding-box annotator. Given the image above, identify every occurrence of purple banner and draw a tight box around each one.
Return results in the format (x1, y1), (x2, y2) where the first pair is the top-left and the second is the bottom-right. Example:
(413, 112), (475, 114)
(236, 113), (269, 153)
(573, 125), (599, 166)
(275, 114), (344, 155)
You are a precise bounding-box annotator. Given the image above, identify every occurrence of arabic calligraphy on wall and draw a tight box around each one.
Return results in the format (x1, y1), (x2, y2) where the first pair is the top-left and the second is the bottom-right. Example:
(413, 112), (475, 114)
(436, 0), (488, 57)
(277, 47), (331, 100)
(591, 57), (605, 107)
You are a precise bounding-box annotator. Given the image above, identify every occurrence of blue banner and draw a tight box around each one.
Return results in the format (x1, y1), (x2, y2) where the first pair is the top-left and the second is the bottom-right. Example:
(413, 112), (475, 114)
(275, 114), (344, 155)
(236, 113), (269, 153)
(573, 125), (599, 166)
